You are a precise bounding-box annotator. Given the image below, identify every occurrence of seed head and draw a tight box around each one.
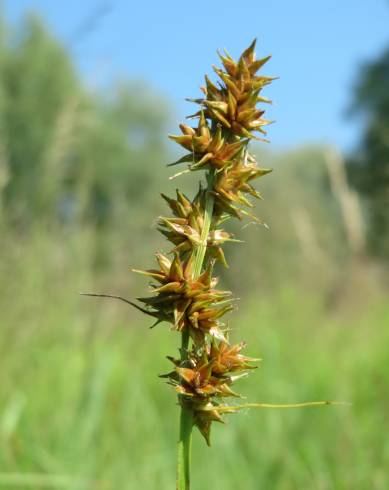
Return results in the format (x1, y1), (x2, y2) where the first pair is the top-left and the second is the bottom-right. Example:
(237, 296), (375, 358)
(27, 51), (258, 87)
(134, 39), (275, 445)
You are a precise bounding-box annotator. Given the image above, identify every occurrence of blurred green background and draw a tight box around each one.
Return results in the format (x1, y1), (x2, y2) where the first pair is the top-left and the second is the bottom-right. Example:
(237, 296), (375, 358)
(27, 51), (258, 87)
(1, 4), (389, 490)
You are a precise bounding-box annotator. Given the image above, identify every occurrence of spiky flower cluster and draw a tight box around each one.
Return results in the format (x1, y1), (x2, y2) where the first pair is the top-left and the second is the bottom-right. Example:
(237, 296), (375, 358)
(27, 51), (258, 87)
(134, 40), (273, 445)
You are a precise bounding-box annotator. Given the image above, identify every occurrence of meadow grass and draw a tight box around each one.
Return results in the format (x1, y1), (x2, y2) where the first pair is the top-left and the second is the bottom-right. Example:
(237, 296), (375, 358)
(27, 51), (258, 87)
(1, 236), (388, 489)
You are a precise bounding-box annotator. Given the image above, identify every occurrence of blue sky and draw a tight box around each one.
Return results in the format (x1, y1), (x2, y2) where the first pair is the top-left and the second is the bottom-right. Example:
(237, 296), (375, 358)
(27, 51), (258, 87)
(5, 0), (389, 152)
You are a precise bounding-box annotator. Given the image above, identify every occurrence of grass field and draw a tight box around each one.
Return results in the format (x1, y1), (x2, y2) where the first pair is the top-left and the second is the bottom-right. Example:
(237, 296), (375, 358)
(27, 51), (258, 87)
(1, 232), (388, 490)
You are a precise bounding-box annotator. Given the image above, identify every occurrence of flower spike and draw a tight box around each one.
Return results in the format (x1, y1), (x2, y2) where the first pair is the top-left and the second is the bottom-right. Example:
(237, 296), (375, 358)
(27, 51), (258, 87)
(84, 40), (342, 488)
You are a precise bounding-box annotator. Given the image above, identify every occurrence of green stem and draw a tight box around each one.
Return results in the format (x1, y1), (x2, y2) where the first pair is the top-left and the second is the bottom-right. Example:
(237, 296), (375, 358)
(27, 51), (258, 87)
(176, 169), (215, 490)
(176, 330), (192, 490)
(193, 170), (215, 279)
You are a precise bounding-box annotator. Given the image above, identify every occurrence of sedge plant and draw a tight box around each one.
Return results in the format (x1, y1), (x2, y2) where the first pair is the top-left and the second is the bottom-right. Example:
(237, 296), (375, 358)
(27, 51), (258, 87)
(83, 40), (343, 490)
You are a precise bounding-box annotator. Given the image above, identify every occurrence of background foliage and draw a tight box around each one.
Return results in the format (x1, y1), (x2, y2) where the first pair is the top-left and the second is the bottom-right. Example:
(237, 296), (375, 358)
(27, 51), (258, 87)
(0, 12), (388, 490)
(346, 44), (389, 259)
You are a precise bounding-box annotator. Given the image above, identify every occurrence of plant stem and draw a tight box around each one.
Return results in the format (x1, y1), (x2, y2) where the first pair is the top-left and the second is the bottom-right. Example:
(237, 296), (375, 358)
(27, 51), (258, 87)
(176, 169), (215, 490)
(176, 329), (192, 490)
(193, 170), (215, 278)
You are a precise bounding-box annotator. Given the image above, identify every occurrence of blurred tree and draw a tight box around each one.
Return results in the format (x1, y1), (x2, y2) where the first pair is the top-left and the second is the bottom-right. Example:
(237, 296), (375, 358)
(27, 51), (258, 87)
(0, 13), (170, 230)
(0, 14), (9, 213)
(2, 15), (80, 222)
(347, 45), (389, 259)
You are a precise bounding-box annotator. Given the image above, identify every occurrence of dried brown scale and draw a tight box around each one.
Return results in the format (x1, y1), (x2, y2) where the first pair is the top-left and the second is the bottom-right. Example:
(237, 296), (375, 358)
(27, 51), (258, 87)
(209, 340), (260, 375)
(161, 340), (258, 445)
(158, 190), (237, 266)
(169, 113), (247, 171)
(212, 156), (272, 220)
(134, 255), (233, 343)
(187, 39), (276, 140)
